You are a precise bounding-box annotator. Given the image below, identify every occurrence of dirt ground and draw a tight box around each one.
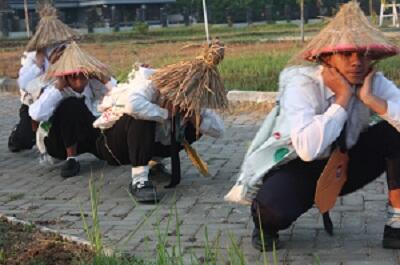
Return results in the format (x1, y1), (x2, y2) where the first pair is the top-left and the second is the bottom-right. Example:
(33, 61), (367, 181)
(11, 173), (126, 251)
(0, 217), (94, 265)
(0, 41), (296, 79)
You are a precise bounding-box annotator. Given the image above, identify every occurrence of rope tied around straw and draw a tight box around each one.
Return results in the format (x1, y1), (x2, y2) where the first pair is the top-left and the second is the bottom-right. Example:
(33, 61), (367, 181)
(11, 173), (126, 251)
(26, 4), (81, 52)
(38, 4), (57, 19)
(196, 41), (225, 67)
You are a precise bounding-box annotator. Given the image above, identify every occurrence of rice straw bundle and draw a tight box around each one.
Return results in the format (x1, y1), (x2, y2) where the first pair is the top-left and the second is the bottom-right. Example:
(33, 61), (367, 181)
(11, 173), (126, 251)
(45, 42), (111, 80)
(26, 4), (80, 52)
(183, 139), (209, 177)
(292, 1), (399, 64)
(151, 40), (228, 128)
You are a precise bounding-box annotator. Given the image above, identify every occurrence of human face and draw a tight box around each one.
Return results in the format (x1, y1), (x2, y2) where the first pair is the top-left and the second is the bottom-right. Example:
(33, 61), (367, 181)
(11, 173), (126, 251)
(322, 51), (372, 85)
(66, 74), (89, 93)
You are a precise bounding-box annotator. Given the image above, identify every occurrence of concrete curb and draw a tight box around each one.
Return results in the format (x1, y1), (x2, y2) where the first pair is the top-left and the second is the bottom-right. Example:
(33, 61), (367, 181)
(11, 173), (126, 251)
(0, 212), (113, 256)
(227, 90), (278, 104)
(0, 78), (19, 95)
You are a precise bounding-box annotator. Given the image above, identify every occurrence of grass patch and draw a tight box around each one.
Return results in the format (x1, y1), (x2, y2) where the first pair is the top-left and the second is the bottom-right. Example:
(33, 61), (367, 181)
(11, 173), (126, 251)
(376, 55), (400, 85)
(220, 50), (296, 91)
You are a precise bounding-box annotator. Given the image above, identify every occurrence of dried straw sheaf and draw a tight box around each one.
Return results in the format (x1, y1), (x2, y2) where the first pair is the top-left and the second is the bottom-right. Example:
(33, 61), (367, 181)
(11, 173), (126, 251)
(291, 1), (399, 64)
(183, 139), (209, 177)
(26, 4), (80, 52)
(45, 42), (111, 80)
(151, 40), (228, 123)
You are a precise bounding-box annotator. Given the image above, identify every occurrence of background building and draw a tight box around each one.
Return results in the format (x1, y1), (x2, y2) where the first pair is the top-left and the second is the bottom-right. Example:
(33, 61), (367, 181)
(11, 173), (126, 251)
(5, 0), (175, 33)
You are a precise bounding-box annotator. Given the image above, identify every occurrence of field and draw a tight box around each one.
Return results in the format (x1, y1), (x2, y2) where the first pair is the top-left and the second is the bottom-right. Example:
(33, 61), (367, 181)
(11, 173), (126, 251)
(1, 23), (400, 91)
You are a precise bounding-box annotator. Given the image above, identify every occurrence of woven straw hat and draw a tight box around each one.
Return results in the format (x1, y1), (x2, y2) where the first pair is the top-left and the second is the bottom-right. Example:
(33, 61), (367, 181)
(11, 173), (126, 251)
(26, 4), (80, 52)
(45, 41), (111, 79)
(150, 40), (228, 122)
(298, 1), (399, 62)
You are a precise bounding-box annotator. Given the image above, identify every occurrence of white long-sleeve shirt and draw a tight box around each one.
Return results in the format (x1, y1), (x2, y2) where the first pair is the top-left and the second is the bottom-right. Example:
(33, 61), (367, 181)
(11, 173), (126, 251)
(18, 51), (49, 91)
(280, 66), (400, 161)
(29, 79), (114, 122)
(18, 52), (50, 104)
(94, 67), (224, 144)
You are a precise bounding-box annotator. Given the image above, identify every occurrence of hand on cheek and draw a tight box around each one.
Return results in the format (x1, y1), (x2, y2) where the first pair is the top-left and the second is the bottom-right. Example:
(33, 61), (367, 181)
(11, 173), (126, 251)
(322, 66), (352, 109)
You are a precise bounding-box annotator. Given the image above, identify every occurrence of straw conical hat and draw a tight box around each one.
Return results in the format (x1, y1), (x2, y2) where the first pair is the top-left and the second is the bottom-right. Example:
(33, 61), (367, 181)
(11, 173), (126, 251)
(299, 1), (399, 62)
(150, 40), (228, 123)
(45, 42), (111, 79)
(26, 4), (80, 52)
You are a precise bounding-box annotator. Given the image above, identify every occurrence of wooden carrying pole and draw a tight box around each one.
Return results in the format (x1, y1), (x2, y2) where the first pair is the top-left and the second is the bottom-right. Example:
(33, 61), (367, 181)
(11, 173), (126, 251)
(202, 0), (210, 44)
(24, 0), (31, 37)
(166, 112), (181, 188)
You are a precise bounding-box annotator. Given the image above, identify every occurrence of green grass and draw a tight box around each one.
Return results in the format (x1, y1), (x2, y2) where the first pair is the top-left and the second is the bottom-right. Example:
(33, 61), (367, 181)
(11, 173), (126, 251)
(376, 56), (400, 85)
(220, 50), (296, 91)
(222, 53), (400, 92)
(80, 177), (104, 255)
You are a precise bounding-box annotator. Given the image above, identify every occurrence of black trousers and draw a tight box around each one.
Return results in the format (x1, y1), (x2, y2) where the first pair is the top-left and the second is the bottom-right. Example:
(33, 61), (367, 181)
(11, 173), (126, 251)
(96, 114), (198, 166)
(45, 97), (101, 160)
(252, 121), (400, 234)
(8, 104), (36, 151)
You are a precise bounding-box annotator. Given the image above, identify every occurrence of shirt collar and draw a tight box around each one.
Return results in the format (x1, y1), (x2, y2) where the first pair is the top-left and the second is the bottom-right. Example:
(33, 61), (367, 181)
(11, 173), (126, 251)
(66, 83), (91, 98)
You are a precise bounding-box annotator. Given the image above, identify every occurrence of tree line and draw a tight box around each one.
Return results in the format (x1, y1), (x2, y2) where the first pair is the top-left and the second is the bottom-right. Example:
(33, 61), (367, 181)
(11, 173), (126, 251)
(168, 0), (380, 24)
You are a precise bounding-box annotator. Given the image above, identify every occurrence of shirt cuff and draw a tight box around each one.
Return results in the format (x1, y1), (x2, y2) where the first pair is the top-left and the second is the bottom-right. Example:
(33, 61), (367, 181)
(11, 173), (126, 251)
(325, 103), (347, 126)
(159, 108), (169, 121)
(104, 80), (116, 91)
(381, 100), (400, 121)
(108, 78), (118, 87)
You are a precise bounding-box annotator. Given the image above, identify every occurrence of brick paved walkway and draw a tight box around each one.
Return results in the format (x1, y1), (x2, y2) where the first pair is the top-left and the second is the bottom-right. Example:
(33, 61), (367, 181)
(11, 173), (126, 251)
(0, 93), (399, 265)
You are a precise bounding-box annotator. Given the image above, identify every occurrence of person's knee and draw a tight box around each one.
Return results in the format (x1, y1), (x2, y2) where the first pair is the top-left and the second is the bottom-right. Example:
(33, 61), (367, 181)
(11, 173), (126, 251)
(44, 137), (66, 160)
(373, 121), (400, 156)
(56, 97), (86, 116)
(252, 199), (296, 232)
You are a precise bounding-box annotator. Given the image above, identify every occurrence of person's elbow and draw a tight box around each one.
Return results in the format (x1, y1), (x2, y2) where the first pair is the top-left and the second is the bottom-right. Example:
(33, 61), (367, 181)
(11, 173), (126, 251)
(29, 105), (45, 122)
(17, 76), (28, 91)
(291, 135), (320, 162)
(28, 108), (40, 122)
(296, 150), (318, 162)
(128, 96), (146, 116)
